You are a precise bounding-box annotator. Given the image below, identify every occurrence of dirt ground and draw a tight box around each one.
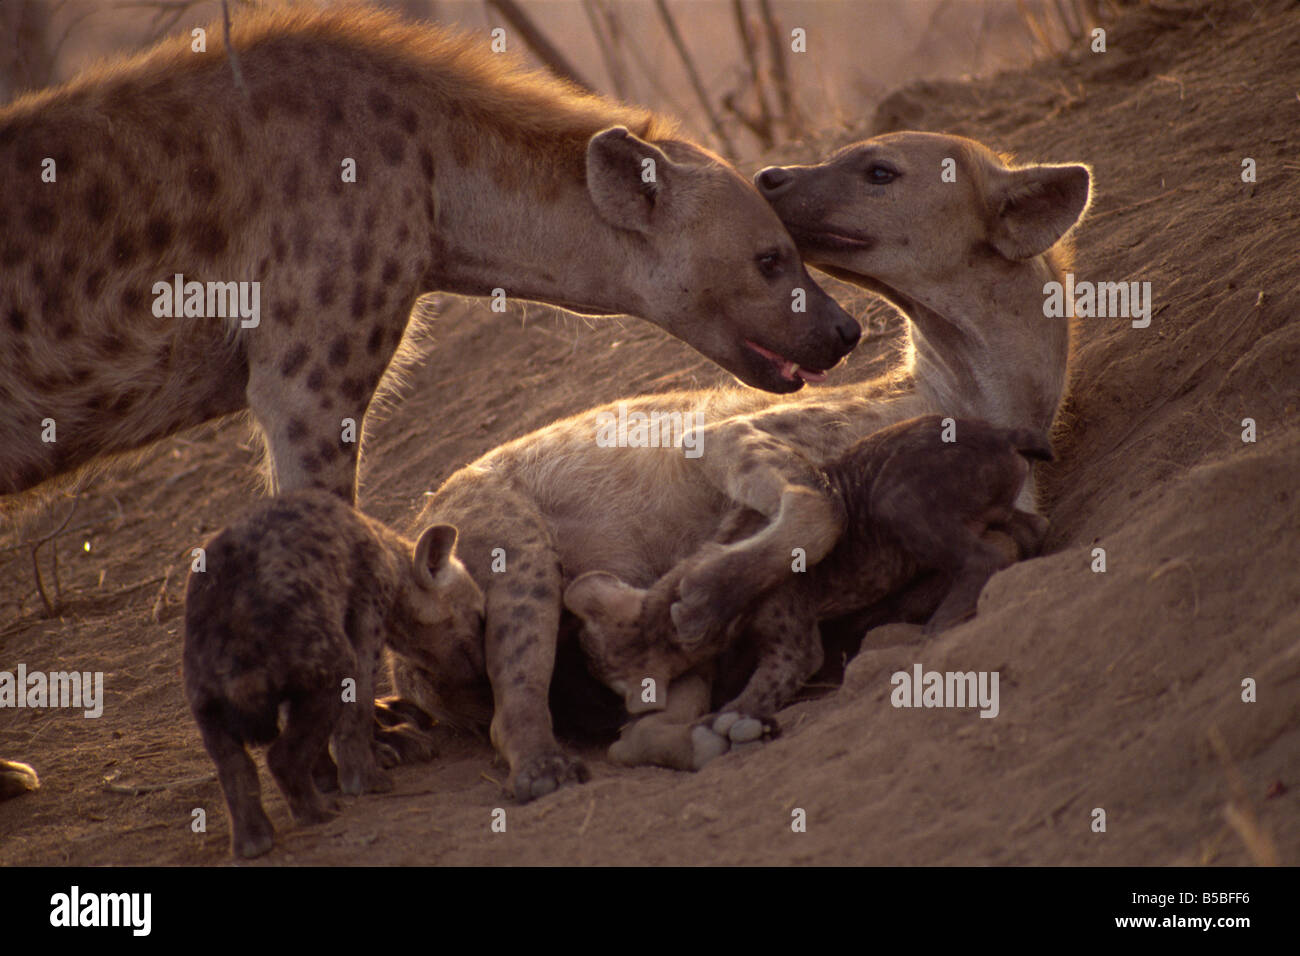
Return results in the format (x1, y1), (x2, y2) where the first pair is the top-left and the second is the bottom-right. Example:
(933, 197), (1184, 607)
(2, 0), (1297, 866)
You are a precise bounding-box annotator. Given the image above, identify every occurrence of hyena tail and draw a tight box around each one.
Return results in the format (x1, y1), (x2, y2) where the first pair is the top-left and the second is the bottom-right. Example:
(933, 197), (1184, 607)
(1007, 429), (1055, 462)
(205, 673), (281, 746)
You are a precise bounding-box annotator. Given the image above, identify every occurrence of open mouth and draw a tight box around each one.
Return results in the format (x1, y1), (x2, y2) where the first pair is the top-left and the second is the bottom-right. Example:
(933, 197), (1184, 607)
(745, 340), (828, 384)
(787, 225), (874, 252)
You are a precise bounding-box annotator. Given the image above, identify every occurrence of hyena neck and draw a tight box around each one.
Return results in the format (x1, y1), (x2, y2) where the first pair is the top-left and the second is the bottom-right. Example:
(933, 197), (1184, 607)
(421, 140), (649, 318)
(899, 256), (1070, 434)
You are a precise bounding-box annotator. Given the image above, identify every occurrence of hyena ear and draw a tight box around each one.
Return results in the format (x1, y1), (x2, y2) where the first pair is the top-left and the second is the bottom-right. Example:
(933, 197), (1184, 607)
(413, 524), (459, 589)
(986, 163), (1091, 260)
(586, 127), (673, 234)
(563, 571), (645, 625)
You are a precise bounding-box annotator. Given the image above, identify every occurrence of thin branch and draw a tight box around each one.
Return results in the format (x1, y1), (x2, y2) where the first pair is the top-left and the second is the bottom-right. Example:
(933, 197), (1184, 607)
(484, 0), (596, 93)
(758, 0), (801, 137)
(220, 0), (248, 99)
(652, 0), (737, 156)
(582, 0), (628, 100)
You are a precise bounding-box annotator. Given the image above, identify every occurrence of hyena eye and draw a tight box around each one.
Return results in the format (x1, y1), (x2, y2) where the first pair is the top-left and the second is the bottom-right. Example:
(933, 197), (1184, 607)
(755, 249), (783, 278)
(865, 164), (898, 185)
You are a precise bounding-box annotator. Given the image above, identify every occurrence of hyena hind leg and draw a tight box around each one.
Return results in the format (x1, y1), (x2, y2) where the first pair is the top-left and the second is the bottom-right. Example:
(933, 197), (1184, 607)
(195, 714), (275, 859)
(267, 690), (344, 826)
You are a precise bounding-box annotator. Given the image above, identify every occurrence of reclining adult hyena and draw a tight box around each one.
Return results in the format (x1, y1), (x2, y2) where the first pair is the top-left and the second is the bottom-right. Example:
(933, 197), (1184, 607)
(564, 416), (1053, 748)
(183, 489), (483, 859)
(387, 132), (1093, 799)
(0, 4), (857, 510)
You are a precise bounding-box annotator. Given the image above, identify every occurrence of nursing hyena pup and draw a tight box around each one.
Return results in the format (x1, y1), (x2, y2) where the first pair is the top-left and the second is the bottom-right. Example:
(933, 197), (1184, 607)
(183, 490), (483, 858)
(564, 415), (1053, 746)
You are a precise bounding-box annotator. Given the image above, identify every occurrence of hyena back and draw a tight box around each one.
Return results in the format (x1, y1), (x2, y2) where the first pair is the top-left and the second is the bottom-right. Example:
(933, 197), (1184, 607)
(0, 5), (857, 508)
(183, 489), (483, 858)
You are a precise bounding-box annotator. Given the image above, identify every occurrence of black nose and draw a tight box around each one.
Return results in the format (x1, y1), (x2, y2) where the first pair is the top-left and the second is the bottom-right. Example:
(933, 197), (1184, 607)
(835, 315), (861, 350)
(755, 166), (793, 196)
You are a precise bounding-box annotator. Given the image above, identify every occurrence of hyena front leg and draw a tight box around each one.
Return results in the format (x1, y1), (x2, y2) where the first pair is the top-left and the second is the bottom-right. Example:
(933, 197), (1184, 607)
(673, 421), (846, 645)
(333, 608), (394, 795)
(475, 507), (590, 802)
(713, 590), (823, 730)
(244, 323), (398, 501)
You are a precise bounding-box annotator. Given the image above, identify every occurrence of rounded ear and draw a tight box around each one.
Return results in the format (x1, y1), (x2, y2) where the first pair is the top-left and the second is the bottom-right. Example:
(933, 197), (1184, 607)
(987, 163), (1091, 260)
(563, 570), (645, 624)
(413, 524), (459, 589)
(586, 126), (673, 234)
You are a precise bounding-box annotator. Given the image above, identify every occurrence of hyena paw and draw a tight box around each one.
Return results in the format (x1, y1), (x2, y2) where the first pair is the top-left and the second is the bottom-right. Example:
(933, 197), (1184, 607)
(338, 762), (394, 796)
(374, 723), (439, 767)
(710, 710), (780, 745)
(232, 810), (276, 859)
(511, 752), (590, 802)
(688, 725), (730, 771)
(671, 566), (747, 648)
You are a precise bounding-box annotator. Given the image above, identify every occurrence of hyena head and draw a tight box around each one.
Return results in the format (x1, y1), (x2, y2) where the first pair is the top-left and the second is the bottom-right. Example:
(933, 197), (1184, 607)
(388, 524), (486, 689)
(563, 571), (674, 715)
(754, 131), (1092, 299)
(586, 128), (861, 393)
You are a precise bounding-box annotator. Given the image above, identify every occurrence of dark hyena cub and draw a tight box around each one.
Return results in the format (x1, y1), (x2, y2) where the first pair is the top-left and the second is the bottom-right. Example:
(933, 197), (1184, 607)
(564, 415), (1051, 733)
(183, 490), (484, 858)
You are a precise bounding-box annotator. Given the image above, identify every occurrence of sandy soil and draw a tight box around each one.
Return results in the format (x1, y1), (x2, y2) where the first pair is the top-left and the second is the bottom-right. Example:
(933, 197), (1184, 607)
(1, 0), (1297, 865)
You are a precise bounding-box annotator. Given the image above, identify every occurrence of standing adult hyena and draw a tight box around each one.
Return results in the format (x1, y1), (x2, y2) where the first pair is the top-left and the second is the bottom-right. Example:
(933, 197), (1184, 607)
(389, 132), (1092, 799)
(184, 489), (484, 858)
(0, 5), (858, 508)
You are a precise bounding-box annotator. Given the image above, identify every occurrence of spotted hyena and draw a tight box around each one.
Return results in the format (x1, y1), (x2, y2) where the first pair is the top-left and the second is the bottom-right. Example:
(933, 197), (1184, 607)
(564, 415), (1052, 749)
(387, 132), (1090, 799)
(183, 489), (483, 858)
(0, 4), (857, 510)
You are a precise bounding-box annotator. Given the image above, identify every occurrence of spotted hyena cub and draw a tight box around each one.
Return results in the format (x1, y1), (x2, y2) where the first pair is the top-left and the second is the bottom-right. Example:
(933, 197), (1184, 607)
(183, 490), (484, 858)
(564, 415), (1052, 735)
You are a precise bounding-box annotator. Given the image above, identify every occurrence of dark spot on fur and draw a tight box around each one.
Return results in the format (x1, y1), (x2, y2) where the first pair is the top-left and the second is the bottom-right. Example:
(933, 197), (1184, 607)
(318, 439), (339, 462)
(29, 203), (57, 235)
(418, 148), (434, 181)
(325, 100), (344, 126)
(110, 231), (135, 263)
(396, 223), (410, 244)
(400, 108), (418, 134)
(99, 333), (128, 356)
(379, 131), (405, 166)
(340, 377), (369, 402)
(350, 282), (368, 320)
(6, 308), (28, 333)
(370, 287), (388, 313)
(121, 287), (144, 311)
(280, 346), (309, 377)
(188, 163), (219, 198)
(316, 272), (338, 307)
(367, 89), (394, 118)
(365, 327), (385, 356)
(1, 244), (23, 267)
(301, 454), (323, 474)
(381, 259), (400, 284)
(83, 268), (106, 298)
(272, 300), (298, 327)
(327, 336), (350, 368)
(145, 217), (172, 251)
(283, 162), (302, 204)
(509, 604), (534, 622)
(351, 240), (372, 274)
(306, 365), (327, 392)
(84, 179), (114, 224)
